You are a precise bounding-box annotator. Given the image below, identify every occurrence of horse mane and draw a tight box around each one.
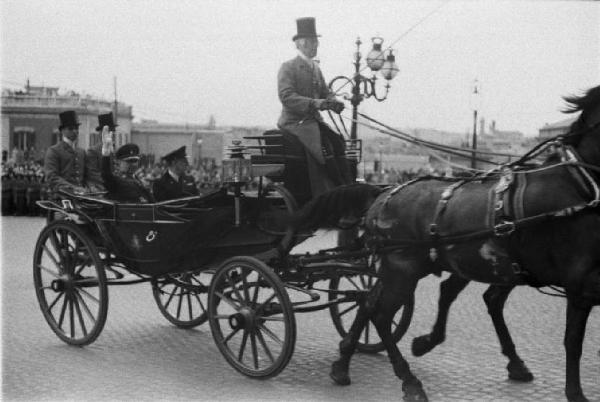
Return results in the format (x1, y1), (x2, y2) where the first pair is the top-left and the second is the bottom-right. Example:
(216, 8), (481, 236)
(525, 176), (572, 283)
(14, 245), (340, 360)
(562, 85), (600, 114)
(291, 183), (383, 230)
(562, 85), (600, 133)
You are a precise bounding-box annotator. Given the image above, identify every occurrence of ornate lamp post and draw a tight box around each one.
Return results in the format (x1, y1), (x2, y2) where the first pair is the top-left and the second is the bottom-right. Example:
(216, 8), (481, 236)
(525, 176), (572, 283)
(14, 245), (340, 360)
(329, 37), (400, 141)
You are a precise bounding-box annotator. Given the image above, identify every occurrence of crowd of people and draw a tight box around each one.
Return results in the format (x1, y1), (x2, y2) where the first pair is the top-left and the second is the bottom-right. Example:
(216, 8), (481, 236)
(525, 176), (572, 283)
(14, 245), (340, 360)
(1, 151), (224, 216)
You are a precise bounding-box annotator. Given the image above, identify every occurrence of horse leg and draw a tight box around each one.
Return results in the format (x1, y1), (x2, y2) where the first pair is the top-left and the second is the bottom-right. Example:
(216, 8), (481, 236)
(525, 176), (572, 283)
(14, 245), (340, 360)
(482, 284), (534, 382)
(330, 282), (380, 386)
(564, 297), (591, 402)
(412, 273), (469, 357)
(373, 275), (427, 402)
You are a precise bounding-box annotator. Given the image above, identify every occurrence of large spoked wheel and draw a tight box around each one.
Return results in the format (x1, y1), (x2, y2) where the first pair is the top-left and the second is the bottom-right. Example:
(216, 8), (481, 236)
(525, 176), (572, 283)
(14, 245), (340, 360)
(329, 273), (414, 353)
(33, 220), (108, 346)
(152, 270), (212, 328)
(208, 256), (296, 379)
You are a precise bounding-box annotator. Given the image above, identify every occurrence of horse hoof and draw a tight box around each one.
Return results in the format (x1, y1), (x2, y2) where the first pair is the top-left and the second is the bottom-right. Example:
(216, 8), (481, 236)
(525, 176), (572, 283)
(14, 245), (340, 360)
(411, 335), (437, 357)
(566, 392), (589, 402)
(507, 360), (534, 382)
(402, 383), (428, 402)
(330, 361), (351, 386)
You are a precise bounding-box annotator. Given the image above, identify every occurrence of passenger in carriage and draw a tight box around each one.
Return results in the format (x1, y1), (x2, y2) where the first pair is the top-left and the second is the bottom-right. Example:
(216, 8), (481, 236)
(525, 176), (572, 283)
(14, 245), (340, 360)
(152, 146), (199, 201)
(44, 110), (104, 194)
(277, 17), (353, 197)
(87, 112), (117, 182)
(99, 127), (154, 203)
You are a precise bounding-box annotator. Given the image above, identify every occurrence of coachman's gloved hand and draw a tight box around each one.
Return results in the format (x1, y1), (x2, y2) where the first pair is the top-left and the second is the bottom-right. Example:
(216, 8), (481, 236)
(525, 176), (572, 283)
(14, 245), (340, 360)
(330, 101), (345, 114)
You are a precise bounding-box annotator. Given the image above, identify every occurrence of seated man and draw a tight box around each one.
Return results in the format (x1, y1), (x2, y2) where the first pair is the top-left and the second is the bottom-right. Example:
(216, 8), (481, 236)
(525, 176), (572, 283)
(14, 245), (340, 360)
(153, 146), (199, 201)
(100, 127), (154, 203)
(44, 110), (104, 194)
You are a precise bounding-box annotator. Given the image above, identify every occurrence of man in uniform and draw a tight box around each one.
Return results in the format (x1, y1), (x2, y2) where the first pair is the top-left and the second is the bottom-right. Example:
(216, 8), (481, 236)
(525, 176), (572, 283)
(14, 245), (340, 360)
(44, 110), (103, 194)
(100, 126), (154, 203)
(153, 146), (199, 201)
(277, 17), (353, 197)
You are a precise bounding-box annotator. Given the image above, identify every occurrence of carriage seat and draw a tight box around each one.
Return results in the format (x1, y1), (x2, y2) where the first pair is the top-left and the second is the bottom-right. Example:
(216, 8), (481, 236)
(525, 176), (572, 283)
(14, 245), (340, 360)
(249, 129), (312, 205)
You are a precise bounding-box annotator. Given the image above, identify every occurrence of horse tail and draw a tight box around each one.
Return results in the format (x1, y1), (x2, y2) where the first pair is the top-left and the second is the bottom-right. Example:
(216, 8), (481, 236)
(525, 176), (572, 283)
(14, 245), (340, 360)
(291, 183), (383, 230)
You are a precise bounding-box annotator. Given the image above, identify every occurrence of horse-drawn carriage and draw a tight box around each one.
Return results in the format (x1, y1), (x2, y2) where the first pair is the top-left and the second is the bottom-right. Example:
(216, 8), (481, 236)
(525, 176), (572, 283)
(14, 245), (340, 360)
(34, 84), (600, 401)
(33, 130), (412, 378)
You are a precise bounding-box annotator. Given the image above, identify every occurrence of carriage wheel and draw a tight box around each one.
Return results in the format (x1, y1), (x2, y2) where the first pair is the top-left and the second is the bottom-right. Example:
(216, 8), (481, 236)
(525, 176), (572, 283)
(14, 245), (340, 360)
(208, 256), (296, 378)
(152, 270), (213, 328)
(33, 221), (108, 346)
(329, 273), (414, 353)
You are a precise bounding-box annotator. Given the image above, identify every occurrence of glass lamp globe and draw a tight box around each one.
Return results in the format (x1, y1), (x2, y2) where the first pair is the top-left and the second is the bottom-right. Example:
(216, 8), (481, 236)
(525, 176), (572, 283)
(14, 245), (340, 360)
(381, 51), (399, 81)
(366, 37), (385, 72)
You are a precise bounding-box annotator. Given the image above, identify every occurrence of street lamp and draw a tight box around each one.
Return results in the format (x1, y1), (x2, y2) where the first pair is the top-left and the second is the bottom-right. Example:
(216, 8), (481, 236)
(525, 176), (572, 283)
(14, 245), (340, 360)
(328, 36), (399, 141)
(471, 79), (481, 169)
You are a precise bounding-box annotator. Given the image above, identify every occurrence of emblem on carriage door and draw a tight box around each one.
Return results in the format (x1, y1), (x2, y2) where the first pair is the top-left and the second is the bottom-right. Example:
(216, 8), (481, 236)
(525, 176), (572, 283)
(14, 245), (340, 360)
(145, 230), (157, 242)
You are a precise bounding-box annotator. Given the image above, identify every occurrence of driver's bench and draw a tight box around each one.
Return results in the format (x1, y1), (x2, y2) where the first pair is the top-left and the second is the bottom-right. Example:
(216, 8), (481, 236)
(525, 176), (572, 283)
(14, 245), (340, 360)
(247, 129), (312, 205)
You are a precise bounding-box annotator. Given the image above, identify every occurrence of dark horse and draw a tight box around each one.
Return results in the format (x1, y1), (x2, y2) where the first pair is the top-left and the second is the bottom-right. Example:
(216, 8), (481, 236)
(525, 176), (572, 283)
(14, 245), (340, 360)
(294, 85), (600, 402)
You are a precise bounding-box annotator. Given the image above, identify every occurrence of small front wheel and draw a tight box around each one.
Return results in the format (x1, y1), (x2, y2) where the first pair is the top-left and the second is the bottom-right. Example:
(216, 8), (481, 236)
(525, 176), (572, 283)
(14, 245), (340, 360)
(208, 256), (296, 379)
(33, 221), (108, 346)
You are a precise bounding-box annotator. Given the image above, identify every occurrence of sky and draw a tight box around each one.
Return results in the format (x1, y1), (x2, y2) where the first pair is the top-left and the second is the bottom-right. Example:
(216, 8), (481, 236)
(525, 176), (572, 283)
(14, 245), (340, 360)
(1, 0), (599, 137)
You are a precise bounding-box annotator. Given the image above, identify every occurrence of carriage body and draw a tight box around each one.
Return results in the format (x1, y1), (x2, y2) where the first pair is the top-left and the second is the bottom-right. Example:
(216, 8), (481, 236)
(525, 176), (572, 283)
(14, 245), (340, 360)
(32, 129), (413, 379)
(48, 187), (299, 277)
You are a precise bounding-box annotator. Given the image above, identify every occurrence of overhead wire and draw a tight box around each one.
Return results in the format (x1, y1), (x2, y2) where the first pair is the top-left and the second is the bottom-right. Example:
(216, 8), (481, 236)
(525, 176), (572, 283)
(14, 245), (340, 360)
(341, 113), (499, 170)
(358, 112), (521, 158)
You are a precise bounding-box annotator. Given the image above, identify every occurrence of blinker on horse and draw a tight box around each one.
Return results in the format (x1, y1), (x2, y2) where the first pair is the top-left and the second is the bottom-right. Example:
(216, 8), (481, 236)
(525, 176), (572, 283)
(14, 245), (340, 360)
(294, 85), (600, 402)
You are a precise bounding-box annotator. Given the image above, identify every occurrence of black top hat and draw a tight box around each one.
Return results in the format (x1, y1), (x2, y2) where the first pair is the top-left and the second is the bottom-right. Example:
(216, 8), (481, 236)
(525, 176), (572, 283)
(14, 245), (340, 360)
(59, 111), (81, 129)
(292, 17), (320, 41)
(96, 112), (118, 131)
(162, 146), (188, 164)
(115, 143), (140, 161)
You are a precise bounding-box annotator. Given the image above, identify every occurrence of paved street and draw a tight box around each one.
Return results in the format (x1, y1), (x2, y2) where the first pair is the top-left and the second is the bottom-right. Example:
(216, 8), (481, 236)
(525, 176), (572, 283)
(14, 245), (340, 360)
(2, 216), (599, 401)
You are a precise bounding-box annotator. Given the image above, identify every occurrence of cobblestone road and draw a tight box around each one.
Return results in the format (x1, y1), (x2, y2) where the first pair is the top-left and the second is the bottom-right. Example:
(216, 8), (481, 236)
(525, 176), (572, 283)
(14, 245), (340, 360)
(2, 217), (599, 401)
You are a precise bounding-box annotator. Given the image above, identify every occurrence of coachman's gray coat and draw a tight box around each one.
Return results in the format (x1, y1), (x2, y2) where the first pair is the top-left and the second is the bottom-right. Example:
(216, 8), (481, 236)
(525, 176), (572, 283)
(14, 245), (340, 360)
(277, 56), (339, 196)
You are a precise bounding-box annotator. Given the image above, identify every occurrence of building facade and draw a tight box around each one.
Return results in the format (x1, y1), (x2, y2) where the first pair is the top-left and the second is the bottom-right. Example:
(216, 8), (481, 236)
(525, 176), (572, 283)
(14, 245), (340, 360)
(538, 117), (577, 140)
(131, 121), (266, 167)
(1, 84), (133, 161)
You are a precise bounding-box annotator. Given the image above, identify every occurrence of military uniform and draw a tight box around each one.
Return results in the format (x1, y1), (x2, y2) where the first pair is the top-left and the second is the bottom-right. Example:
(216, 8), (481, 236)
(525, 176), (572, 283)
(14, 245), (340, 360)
(153, 172), (198, 201)
(153, 146), (199, 201)
(101, 155), (154, 203)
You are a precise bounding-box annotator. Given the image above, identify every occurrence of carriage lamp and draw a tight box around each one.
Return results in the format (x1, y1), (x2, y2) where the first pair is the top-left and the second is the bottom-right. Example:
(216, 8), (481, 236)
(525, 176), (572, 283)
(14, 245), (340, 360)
(222, 141), (252, 184)
(328, 36), (399, 141)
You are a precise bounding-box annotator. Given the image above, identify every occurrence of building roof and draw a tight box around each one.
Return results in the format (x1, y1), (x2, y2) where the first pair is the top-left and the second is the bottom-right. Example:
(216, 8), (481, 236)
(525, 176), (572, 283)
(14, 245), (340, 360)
(540, 116), (577, 130)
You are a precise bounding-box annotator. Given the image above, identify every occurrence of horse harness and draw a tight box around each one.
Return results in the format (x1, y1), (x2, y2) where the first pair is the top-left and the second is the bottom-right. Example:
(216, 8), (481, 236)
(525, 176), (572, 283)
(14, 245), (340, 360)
(376, 140), (600, 286)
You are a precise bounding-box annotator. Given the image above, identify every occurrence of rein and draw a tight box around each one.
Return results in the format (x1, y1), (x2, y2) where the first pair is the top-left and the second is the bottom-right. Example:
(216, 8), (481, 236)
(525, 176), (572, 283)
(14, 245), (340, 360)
(369, 123), (600, 255)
